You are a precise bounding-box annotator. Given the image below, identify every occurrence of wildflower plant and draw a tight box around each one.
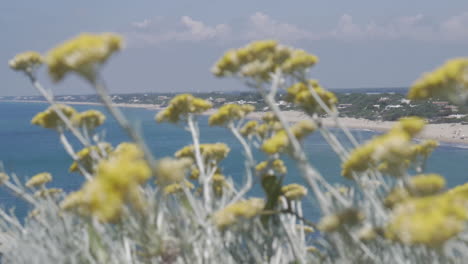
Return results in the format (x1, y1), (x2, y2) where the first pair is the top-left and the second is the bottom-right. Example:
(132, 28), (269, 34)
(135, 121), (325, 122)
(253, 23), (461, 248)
(3, 33), (468, 263)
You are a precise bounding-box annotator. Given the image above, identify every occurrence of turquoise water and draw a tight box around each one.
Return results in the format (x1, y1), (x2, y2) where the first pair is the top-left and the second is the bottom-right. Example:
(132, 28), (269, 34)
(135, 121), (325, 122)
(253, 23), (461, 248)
(1, 102), (468, 220)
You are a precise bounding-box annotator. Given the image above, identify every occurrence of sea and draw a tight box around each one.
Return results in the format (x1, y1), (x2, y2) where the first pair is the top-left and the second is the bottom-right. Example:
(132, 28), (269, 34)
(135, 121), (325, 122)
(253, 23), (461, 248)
(2, 101), (468, 221)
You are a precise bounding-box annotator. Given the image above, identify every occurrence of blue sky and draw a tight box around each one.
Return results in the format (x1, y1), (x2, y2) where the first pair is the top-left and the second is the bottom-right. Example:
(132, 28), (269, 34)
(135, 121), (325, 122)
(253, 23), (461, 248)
(2, 0), (468, 96)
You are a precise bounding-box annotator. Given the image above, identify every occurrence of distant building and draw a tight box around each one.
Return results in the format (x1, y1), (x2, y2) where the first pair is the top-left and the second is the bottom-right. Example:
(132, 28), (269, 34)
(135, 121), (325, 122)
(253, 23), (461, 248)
(447, 114), (466, 119)
(157, 96), (169, 100)
(385, 105), (402, 109)
(378, 97), (389, 102)
(432, 101), (449, 106)
(337, 103), (353, 109)
(215, 98), (226, 103)
(444, 105), (459, 112)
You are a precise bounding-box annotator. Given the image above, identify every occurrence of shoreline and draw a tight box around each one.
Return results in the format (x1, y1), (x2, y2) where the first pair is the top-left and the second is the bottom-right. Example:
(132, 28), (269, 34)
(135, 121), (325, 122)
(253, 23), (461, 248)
(3, 99), (468, 145)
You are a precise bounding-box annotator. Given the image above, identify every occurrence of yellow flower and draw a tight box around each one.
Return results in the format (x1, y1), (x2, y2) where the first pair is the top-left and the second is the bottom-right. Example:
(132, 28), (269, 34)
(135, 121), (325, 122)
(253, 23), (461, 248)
(212, 173), (228, 197)
(240, 120), (258, 137)
(286, 80), (337, 114)
(208, 104), (255, 126)
(281, 49), (318, 74)
(26, 172), (52, 188)
(408, 174), (446, 196)
(261, 120), (316, 154)
(384, 187), (410, 209)
(407, 58), (468, 104)
(212, 198), (265, 230)
(212, 40), (318, 81)
(69, 143), (113, 173)
(281, 183), (308, 200)
(163, 180), (195, 195)
(317, 208), (364, 232)
(46, 33), (123, 82)
(112, 142), (144, 160)
(298, 225), (315, 233)
(341, 117), (425, 178)
(255, 159), (287, 175)
(31, 104), (77, 131)
(189, 167), (200, 180)
(72, 110), (105, 130)
(34, 188), (63, 198)
(261, 112), (279, 124)
(97, 150), (152, 190)
(155, 94), (212, 123)
(357, 226), (382, 242)
(62, 143), (152, 222)
(9, 51), (43, 72)
(60, 191), (84, 211)
(79, 179), (125, 222)
(393, 116), (426, 137)
(155, 157), (192, 185)
(385, 194), (468, 247)
(410, 139), (439, 159)
(175, 143), (230, 163)
(0, 173), (9, 185)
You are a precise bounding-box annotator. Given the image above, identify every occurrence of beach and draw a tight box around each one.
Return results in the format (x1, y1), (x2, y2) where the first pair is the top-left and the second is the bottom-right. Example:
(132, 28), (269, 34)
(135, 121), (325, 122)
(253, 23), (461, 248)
(3, 100), (468, 145)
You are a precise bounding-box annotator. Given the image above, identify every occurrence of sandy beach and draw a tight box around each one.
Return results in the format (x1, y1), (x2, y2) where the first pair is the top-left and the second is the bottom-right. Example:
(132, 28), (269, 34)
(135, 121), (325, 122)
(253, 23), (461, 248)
(3, 100), (468, 145)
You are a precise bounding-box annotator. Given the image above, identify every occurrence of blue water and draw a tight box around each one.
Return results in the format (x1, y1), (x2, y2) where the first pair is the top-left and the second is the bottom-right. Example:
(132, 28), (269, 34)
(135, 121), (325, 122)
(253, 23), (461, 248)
(1, 102), (468, 220)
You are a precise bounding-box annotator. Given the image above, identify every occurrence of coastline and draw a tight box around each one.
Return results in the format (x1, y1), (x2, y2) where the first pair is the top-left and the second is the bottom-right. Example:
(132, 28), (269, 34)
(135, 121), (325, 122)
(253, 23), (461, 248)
(3, 100), (468, 145)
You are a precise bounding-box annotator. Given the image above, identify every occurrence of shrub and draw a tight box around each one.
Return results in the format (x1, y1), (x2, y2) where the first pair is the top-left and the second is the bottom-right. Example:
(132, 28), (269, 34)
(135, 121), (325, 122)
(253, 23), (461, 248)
(3, 33), (468, 263)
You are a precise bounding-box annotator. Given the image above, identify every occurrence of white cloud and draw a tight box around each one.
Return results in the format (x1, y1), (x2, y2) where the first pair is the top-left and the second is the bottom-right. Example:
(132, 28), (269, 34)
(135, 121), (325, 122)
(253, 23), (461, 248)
(131, 19), (151, 29)
(177, 16), (230, 41)
(329, 13), (468, 43)
(245, 12), (318, 42)
(440, 12), (468, 41)
(124, 12), (468, 47)
(125, 16), (230, 46)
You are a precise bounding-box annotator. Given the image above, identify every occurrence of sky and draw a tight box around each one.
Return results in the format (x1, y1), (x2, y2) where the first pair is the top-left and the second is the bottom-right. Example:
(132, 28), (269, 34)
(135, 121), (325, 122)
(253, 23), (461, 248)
(1, 0), (468, 96)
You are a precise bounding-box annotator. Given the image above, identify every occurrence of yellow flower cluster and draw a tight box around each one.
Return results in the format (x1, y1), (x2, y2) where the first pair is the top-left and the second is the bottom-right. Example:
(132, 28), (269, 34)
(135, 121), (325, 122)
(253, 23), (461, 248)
(46, 33), (123, 82)
(26, 172), (52, 188)
(357, 226), (383, 242)
(208, 104), (255, 126)
(408, 174), (446, 196)
(255, 159), (287, 176)
(409, 139), (439, 159)
(261, 120), (316, 154)
(31, 104), (77, 131)
(240, 120), (258, 137)
(189, 167), (200, 180)
(341, 117), (426, 178)
(286, 80), (337, 114)
(0, 173), (9, 185)
(384, 174), (446, 208)
(155, 157), (192, 185)
(212, 40), (318, 81)
(34, 188), (63, 198)
(61, 142), (151, 222)
(262, 112), (279, 123)
(212, 198), (265, 230)
(9, 51), (43, 72)
(155, 94), (212, 123)
(163, 180), (195, 196)
(72, 110), (105, 130)
(175, 143), (230, 163)
(69, 143), (113, 173)
(281, 183), (308, 200)
(407, 58), (468, 103)
(385, 193), (468, 247)
(317, 208), (364, 232)
(212, 173), (228, 197)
